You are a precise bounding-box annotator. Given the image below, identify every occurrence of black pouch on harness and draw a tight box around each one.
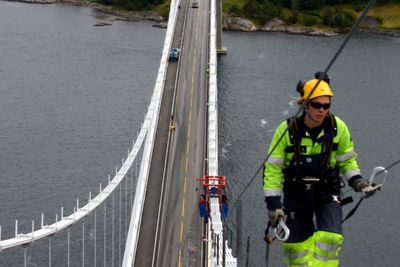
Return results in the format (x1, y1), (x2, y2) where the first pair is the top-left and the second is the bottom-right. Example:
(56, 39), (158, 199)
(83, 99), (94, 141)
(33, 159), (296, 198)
(283, 165), (342, 211)
(319, 167), (341, 192)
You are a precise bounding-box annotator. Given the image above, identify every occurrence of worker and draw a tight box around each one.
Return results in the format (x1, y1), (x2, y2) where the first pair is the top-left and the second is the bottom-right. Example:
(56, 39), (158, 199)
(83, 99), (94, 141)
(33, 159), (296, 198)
(263, 72), (377, 266)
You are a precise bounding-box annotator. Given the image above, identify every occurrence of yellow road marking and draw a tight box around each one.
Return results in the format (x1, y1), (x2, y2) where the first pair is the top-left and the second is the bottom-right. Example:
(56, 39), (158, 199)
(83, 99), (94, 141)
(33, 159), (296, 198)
(186, 140), (190, 156)
(188, 112), (192, 131)
(178, 249), (182, 267)
(182, 198), (185, 217)
(180, 222), (184, 242)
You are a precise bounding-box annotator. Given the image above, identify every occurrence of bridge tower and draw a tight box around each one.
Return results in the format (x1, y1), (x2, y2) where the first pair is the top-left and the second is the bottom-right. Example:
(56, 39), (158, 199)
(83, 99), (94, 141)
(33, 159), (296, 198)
(216, 0), (227, 54)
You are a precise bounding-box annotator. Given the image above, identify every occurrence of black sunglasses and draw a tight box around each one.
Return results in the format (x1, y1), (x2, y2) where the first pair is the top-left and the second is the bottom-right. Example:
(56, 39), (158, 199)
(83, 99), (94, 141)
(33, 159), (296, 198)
(309, 101), (331, 110)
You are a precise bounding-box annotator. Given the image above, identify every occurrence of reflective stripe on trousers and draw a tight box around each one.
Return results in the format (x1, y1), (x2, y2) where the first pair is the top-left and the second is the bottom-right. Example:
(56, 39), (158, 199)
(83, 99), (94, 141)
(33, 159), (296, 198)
(312, 231), (343, 267)
(283, 231), (343, 267)
(283, 236), (313, 267)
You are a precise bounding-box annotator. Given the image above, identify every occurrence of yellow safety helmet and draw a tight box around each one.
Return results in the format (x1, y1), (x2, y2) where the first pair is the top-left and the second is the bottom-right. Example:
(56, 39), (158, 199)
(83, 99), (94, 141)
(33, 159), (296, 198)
(297, 78), (334, 104)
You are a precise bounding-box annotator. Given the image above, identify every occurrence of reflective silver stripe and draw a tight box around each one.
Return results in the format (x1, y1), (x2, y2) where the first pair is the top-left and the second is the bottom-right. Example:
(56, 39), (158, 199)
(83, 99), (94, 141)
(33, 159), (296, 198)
(344, 170), (361, 180)
(264, 188), (281, 197)
(284, 250), (308, 260)
(316, 241), (338, 252)
(336, 151), (356, 162)
(314, 252), (338, 262)
(267, 156), (284, 165)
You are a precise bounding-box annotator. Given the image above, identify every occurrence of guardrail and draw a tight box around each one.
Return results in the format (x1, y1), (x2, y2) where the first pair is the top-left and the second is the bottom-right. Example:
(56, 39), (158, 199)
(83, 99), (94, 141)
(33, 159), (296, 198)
(121, 0), (181, 265)
(207, 0), (237, 265)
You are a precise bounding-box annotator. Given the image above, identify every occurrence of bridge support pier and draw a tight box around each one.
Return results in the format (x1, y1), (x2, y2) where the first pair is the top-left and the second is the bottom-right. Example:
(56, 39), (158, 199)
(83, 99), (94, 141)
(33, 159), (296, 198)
(215, 0), (227, 54)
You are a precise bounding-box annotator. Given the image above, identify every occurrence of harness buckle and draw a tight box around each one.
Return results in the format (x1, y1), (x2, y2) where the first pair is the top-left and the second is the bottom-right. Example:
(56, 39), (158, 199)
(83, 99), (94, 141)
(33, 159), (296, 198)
(302, 176), (320, 182)
(301, 176), (320, 190)
(331, 195), (341, 203)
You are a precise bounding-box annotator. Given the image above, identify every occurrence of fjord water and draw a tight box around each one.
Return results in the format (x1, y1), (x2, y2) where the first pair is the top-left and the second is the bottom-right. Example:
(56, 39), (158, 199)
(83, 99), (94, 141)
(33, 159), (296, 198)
(218, 31), (400, 266)
(1, 1), (400, 266)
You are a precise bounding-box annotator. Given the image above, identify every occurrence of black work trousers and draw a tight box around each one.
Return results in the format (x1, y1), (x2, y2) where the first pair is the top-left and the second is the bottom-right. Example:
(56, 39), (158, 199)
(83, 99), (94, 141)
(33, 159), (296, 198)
(284, 189), (343, 243)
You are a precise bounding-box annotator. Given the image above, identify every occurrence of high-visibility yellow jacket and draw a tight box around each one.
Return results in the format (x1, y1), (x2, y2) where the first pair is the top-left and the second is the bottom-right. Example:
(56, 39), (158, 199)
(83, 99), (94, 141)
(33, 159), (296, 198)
(263, 114), (361, 210)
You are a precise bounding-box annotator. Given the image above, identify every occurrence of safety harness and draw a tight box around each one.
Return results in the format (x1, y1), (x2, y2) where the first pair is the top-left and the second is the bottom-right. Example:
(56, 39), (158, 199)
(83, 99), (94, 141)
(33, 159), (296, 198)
(283, 114), (343, 208)
(286, 113), (337, 170)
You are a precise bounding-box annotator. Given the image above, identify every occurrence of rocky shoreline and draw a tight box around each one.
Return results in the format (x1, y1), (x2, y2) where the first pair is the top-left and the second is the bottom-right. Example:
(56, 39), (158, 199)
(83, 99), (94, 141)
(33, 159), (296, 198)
(6, 0), (400, 38)
(5, 0), (164, 22)
(57, 0), (165, 22)
(222, 17), (339, 36)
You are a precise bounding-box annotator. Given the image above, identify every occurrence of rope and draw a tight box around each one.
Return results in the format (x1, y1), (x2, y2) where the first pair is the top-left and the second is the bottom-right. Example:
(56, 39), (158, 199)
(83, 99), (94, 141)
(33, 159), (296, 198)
(379, 158), (400, 173)
(233, 0), (378, 204)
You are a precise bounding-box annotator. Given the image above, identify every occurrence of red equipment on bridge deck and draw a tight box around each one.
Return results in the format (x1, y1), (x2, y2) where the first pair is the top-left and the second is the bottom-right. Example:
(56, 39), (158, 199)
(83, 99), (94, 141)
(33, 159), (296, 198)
(197, 175), (229, 221)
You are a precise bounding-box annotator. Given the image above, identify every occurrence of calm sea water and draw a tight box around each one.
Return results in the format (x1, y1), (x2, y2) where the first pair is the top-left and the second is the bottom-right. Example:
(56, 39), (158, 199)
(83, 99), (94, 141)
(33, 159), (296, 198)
(218, 31), (400, 266)
(1, 1), (400, 266)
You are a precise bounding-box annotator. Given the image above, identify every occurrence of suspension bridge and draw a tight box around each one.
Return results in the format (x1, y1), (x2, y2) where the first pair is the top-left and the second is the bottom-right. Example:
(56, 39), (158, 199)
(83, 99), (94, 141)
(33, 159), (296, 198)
(0, 0), (236, 266)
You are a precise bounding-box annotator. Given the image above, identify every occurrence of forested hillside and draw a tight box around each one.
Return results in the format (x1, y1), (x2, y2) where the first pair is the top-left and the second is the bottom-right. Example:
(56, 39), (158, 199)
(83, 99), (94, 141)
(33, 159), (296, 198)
(94, 0), (400, 30)
(224, 0), (400, 29)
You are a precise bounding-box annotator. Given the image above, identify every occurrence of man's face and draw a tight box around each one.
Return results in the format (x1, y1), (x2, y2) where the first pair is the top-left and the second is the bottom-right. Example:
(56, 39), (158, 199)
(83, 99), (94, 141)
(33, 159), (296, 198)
(306, 96), (331, 125)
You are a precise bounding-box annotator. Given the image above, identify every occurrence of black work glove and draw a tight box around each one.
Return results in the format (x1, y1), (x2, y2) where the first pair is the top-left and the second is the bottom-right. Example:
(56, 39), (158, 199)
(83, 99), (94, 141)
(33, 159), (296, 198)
(352, 179), (380, 198)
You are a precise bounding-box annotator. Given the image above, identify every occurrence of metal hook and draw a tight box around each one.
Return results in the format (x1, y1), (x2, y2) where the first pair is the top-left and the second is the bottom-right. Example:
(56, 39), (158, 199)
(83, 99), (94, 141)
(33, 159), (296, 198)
(361, 166), (387, 197)
(273, 217), (290, 242)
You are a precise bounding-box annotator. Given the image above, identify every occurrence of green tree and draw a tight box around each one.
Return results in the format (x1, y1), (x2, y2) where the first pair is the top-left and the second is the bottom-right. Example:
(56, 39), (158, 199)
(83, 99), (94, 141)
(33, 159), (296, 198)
(298, 0), (324, 10)
(289, 10), (299, 23)
(97, 0), (113, 5)
(321, 6), (355, 27)
(229, 4), (241, 15)
(243, 0), (279, 24)
(321, 6), (335, 26)
(301, 13), (318, 25)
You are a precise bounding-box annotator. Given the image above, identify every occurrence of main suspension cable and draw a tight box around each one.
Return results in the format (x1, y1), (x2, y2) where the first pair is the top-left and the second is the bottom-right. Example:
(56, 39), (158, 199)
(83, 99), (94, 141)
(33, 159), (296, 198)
(233, 0), (378, 203)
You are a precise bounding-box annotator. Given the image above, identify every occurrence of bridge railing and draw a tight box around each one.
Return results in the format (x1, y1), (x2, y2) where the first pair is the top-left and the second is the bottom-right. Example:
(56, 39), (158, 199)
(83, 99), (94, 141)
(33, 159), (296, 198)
(207, 0), (237, 265)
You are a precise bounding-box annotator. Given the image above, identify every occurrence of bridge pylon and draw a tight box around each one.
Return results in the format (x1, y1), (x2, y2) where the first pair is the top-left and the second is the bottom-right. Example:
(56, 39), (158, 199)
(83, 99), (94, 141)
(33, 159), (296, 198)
(216, 0), (227, 54)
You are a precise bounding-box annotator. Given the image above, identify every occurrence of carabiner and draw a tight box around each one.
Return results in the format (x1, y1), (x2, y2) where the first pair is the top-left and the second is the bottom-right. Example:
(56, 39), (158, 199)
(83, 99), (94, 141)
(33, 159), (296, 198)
(368, 166), (387, 185)
(362, 166), (387, 196)
(273, 217), (290, 242)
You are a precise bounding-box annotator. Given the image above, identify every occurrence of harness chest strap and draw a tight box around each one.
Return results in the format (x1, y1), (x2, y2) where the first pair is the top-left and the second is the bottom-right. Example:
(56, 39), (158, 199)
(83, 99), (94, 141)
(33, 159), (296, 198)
(288, 116), (301, 166)
(287, 114), (337, 170)
(320, 114), (337, 169)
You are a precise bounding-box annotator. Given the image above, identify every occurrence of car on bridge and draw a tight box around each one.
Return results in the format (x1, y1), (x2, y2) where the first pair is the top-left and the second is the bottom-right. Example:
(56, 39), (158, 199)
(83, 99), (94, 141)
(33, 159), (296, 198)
(191, 0), (198, 8)
(169, 48), (180, 62)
